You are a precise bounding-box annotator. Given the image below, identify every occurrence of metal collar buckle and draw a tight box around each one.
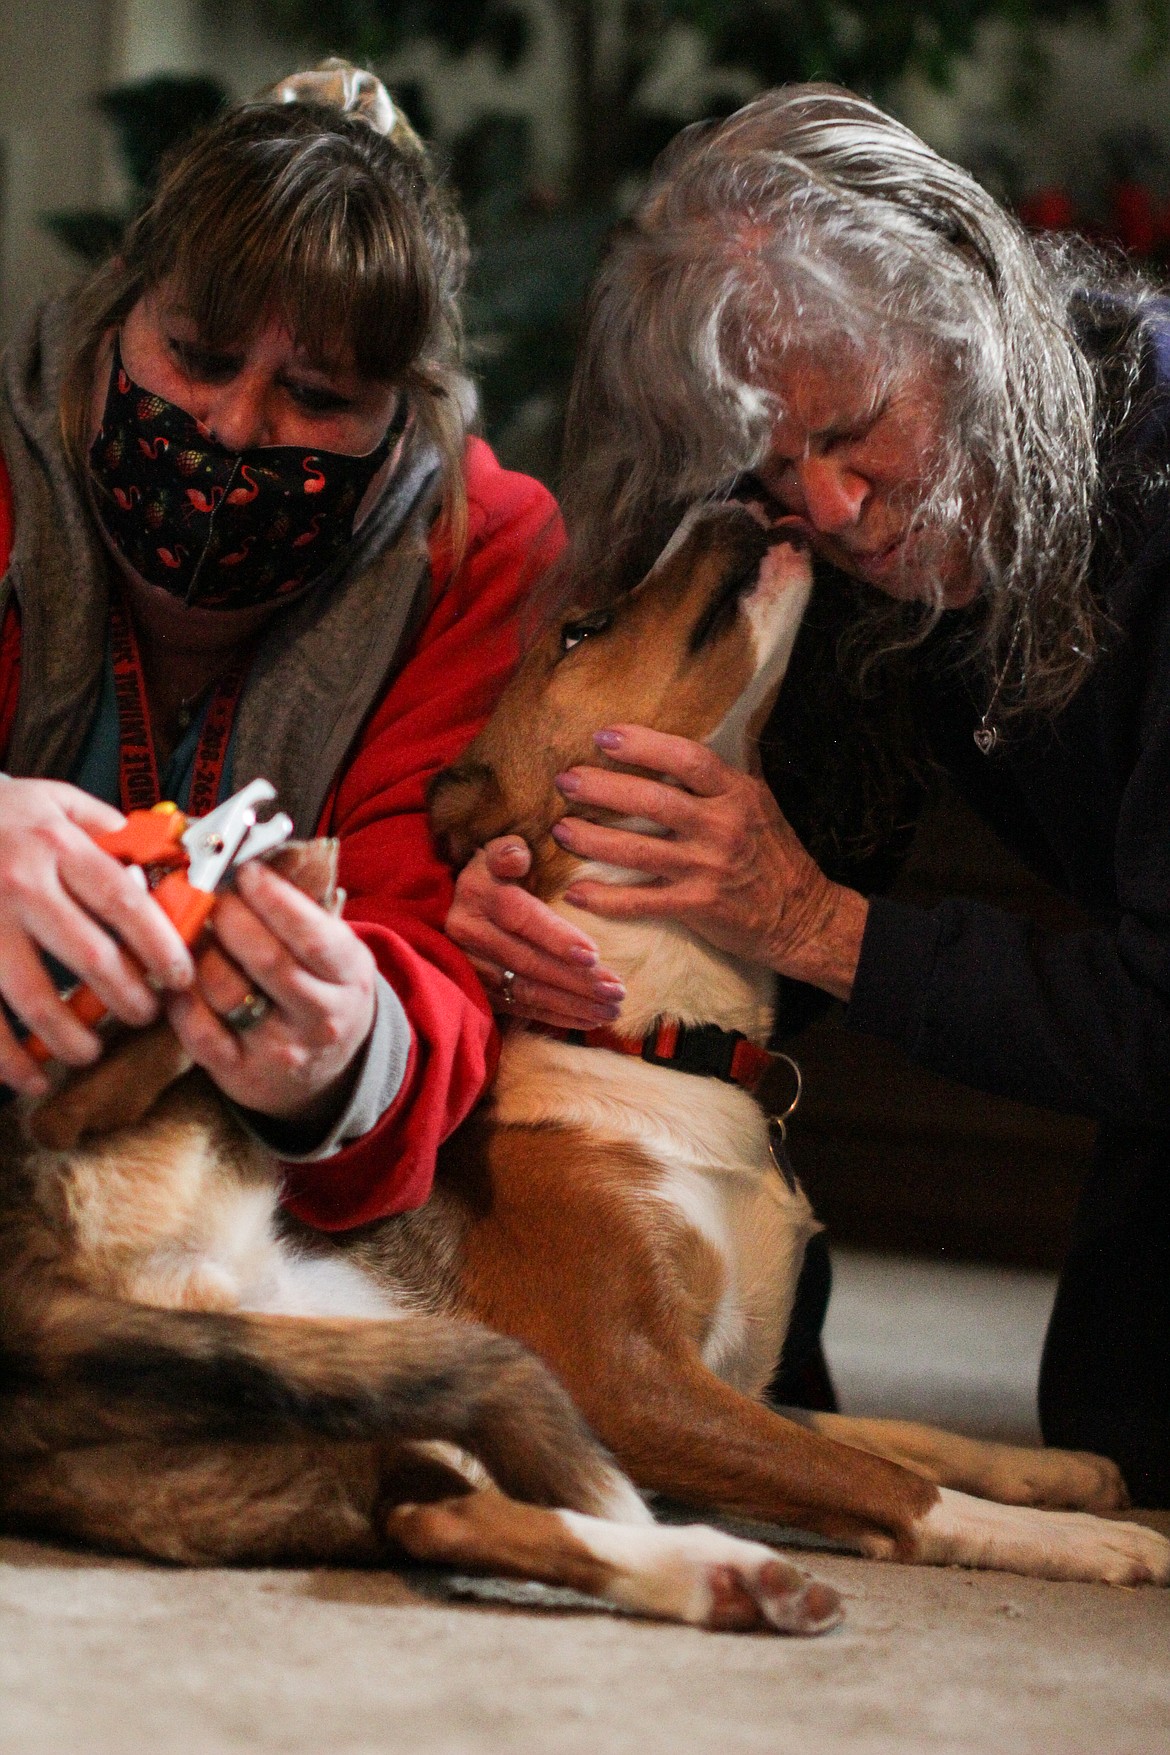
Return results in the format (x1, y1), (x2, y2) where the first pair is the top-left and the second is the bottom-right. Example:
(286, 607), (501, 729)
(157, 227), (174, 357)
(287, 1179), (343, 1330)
(766, 1051), (803, 1193)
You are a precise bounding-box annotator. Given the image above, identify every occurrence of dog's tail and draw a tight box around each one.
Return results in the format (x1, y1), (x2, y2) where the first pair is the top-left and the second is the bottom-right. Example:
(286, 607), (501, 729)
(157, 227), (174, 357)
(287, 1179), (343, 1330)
(0, 1280), (630, 1519)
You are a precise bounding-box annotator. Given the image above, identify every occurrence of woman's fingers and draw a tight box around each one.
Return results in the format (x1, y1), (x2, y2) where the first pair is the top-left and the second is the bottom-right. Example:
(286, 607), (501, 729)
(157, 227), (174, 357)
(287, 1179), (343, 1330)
(562, 875), (693, 920)
(207, 865), (374, 1033)
(58, 835), (195, 992)
(0, 778), (196, 1078)
(500, 994), (624, 1033)
(165, 987), (249, 1075)
(450, 867), (625, 1025)
(552, 814), (692, 876)
(2, 790), (193, 1001)
(446, 847), (624, 1009)
(461, 911), (622, 1000)
(550, 728), (739, 883)
(468, 955), (623, 1029)
(454, 846), (602, 964)
(232, 861), (363, 981)
(0, 928), (99, 1090)
(555, 764), (699, 831)
(16, 880), (165, 1028)
(167, 869), (377, 1120)
(481, 836), (534, 882)
(592, 724), (734, 796)
(51, 784), (128, 836)
(190, 939), (254, 1017)
(458, 911), (625, 1011)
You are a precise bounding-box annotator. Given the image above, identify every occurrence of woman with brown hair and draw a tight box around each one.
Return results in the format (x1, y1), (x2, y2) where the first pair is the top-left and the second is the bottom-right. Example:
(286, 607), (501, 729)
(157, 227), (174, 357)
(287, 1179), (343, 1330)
(0, 64), (617, 1226)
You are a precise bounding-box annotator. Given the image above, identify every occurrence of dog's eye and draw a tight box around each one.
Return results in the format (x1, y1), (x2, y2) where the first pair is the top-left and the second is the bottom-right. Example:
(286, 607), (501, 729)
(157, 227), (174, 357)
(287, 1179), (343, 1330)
(560, 611), (613, 653)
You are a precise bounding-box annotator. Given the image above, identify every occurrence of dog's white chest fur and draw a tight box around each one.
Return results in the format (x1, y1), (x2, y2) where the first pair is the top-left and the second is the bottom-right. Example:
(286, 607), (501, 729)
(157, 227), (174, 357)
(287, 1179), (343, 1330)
(501, 544), (821, 1396)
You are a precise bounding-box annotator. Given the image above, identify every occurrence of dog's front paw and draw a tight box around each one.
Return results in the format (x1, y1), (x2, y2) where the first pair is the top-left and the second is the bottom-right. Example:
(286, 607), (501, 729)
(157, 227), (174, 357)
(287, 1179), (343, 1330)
(963, 1443), (1130, 1514)
(1019, 1448), (1130, 1514)
(911, 1487), (1170, 1585)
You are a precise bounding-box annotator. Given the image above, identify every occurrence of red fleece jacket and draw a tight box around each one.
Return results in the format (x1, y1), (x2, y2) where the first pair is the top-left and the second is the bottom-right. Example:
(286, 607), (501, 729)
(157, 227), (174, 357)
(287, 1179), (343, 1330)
(0, 437), (564, 1228)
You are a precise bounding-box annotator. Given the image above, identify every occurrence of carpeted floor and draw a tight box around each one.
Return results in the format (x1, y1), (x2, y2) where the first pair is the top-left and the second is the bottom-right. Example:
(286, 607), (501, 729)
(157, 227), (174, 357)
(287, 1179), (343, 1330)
(4, 1252), (1168, 1755)
(4, 1526), (1168, 1755)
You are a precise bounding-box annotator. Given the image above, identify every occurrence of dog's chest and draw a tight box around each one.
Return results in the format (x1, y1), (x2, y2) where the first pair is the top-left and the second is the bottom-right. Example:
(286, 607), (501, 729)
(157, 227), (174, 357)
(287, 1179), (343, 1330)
(653, 1145), (818, 1396)
(493, 1033), (820, 1397)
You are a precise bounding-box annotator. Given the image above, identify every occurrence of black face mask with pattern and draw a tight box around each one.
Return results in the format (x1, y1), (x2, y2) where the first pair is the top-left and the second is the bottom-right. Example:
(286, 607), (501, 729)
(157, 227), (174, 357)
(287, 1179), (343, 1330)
(88, 338), (404, 610)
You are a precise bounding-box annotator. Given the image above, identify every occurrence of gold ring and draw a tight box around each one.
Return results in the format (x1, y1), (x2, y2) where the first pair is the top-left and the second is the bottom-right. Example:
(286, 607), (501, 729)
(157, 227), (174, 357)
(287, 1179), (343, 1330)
(224, 991), (271, 1033)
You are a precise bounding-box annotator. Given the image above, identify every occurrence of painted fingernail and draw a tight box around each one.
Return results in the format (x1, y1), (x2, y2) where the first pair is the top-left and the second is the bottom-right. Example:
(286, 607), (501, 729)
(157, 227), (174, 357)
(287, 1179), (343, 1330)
(569, 946), (598, 966)
(595, 981), (626, 1001)
(563, 887), (585, 906)
(555, 771), (581, 795)
(591, 1003), (623, 1022)
(551, 822), (574, 845)
(594, 729), (623, 751)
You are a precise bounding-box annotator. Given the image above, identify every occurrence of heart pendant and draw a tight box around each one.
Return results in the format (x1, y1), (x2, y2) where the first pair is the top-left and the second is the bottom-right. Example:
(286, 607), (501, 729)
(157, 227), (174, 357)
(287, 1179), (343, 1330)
(973, 724), (998, 755)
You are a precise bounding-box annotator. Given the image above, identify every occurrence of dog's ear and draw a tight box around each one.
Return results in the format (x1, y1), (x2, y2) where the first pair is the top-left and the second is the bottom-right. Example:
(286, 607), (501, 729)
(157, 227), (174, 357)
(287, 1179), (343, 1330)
(428, 761), (508, 869)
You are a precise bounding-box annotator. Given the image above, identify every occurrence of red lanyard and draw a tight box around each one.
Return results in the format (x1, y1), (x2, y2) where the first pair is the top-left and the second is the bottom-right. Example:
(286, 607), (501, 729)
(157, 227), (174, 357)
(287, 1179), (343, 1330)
(107, 591), (250, 817)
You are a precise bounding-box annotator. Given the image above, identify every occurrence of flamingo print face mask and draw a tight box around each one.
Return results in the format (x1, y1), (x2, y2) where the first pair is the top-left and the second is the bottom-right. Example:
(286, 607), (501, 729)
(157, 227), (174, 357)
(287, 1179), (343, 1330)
(88, 337), (403, 608)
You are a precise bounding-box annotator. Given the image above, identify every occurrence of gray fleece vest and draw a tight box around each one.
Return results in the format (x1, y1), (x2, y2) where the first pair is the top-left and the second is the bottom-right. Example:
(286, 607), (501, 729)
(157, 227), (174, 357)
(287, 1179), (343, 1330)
(0, 301), (445, 834)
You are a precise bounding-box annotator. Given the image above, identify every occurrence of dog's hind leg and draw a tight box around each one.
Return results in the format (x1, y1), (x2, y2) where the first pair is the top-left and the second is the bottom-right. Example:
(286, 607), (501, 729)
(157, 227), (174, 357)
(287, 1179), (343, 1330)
(0, 1440), (390, 1565)
(2, 1286), (651, 1541)
(0, 1436), (624, 1569)
(4, 1291), (623, 1511)
(778, 1411), (1130, 1514)
(386, 1486), (842, 1633)
(1, 1440), (842, 1632)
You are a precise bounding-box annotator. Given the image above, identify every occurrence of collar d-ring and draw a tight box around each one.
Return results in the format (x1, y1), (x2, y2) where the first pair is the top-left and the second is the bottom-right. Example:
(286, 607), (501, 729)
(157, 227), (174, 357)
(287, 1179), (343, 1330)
(766, 1052), (803, 1191)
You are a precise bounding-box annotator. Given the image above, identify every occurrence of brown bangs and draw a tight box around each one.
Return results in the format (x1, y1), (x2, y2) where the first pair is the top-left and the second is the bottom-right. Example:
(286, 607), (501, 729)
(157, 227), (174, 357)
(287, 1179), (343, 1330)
(60, 96), (470, 547)
(153, 111), (439, 383)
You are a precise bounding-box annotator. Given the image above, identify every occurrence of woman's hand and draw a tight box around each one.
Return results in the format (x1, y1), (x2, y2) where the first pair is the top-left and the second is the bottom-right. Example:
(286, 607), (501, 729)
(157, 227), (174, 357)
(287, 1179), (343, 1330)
(446, 837), (627, 1029)
(550, 725), (870, 1002)
(165, 859), (377, 1124)
(0, 778), (196, 1094)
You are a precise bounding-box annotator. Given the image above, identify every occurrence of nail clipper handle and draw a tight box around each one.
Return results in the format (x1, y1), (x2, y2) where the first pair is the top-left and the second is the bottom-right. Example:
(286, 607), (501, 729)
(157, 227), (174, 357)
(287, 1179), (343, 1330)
(25, 986), (110, 1065)
(24, 874), (217, 1067)
(152, 870), (217, 946)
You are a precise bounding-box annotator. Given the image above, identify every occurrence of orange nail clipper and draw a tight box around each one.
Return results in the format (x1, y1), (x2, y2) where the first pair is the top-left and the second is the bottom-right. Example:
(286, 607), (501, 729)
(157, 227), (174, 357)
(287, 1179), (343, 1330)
(26, 778), (292, 1064)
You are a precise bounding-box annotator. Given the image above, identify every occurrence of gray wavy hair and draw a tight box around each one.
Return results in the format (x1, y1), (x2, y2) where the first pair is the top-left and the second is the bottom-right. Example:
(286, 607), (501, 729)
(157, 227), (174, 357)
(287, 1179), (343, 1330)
(562, 84), (1151, 717)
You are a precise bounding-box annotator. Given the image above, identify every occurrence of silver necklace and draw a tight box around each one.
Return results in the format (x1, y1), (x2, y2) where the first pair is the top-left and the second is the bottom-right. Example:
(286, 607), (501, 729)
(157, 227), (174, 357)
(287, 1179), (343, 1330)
(974, 621), (1022, 755)
(973, 710), (1000, 756)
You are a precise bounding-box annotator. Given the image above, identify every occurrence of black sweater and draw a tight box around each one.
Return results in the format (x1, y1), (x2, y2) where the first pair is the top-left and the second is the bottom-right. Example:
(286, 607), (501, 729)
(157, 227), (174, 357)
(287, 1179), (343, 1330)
(846, 310), (1170, 1132)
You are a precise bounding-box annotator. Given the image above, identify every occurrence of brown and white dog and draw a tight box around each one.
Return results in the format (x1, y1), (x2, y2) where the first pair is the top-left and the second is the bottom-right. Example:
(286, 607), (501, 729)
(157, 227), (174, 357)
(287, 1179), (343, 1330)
(2, 839), (840, 1635)
(425, 503), (1169, 1585)
(2, 506), (1166, 1632)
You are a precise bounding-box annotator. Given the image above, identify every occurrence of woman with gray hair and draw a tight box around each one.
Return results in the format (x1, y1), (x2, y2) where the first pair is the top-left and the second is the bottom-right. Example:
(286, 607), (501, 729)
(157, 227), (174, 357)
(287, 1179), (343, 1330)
(447, 85), (1170, 1503)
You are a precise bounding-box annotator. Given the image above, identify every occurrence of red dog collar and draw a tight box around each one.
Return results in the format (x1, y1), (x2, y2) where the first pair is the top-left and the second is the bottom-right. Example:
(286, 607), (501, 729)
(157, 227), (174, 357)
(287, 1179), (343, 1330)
(538, 1017), (775, 1096)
